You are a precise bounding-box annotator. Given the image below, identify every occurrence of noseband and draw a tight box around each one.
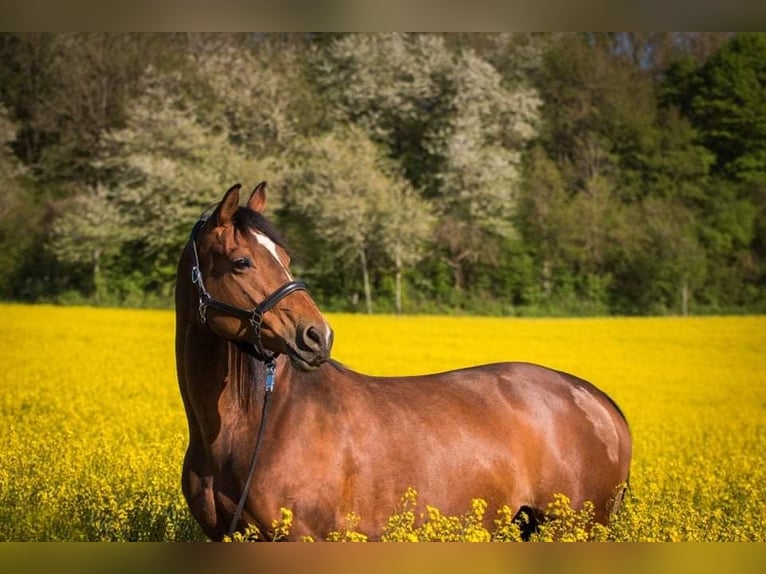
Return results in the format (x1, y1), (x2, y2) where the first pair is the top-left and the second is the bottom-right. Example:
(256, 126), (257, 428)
(188, 217), (308, 363)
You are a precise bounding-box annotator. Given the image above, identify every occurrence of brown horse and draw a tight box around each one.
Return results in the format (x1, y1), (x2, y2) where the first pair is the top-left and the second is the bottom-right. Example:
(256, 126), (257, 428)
(175, 183), (632, 541)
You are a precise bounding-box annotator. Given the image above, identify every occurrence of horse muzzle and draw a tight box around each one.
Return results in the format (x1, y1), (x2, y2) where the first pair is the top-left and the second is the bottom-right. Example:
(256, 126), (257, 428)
(286, 320), (334, 371)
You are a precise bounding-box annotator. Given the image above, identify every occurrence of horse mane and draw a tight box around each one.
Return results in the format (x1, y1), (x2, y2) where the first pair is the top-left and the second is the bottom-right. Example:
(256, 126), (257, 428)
(195, 203), (289, 252)
(227, 345), (345, 410)
(227, 341), (265, 410)
(231, 207), (289, 251)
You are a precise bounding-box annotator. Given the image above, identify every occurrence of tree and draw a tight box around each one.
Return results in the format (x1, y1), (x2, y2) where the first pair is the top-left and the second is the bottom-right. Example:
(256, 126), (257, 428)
(519, 147), (629, 312)
(378, 178), (435, 313)
(0, 104), (24, 219)
(189, 35), (320, 156)
(517, 147), (569, 300)
(50, 187), (129, 302)
(431, 49), (539, 274)
(313, 33), (455, 193)
(315, 34), (540, 293)
(1, 33), (763, 313)
(277, 126), (433, 313)
(685, 33), (766, 179)
(0, 103), (37, 298)
(83, 66), (257, 297)
(0, 33), (155, 186)
(661, 33), (766, 309)
(603, 195), (707, 315)
(536, 34), (660, 195)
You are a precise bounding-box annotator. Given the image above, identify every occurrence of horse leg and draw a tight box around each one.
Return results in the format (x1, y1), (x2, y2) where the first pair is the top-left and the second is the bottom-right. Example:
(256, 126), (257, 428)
(512, 505), (546, 541)
(182, 447), (223, 540)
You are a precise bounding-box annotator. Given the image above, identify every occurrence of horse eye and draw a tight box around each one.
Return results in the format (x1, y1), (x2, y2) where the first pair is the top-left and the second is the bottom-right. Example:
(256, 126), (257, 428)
(232, 257), (251, 270)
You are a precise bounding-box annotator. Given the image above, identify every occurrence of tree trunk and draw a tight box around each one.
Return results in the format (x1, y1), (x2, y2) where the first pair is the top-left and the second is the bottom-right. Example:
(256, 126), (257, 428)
(681, 277), (689, 317)
(93, 245), (102, 304)
(446, 258), (463, 292)
(360, 248), (373, 314)
(542, 258), (552, 297)
(395, 248), (402, 315)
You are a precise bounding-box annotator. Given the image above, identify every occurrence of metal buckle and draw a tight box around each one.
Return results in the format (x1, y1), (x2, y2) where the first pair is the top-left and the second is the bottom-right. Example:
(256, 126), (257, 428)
(265, 360), (276, 392)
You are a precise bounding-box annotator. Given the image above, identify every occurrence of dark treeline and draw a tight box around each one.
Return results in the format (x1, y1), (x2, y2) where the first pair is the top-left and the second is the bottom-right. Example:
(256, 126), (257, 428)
(0, 33), (764, 315)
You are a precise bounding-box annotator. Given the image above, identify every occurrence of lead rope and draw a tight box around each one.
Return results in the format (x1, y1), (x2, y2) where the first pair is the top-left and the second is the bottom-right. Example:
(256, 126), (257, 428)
(227, 360), (277, 539)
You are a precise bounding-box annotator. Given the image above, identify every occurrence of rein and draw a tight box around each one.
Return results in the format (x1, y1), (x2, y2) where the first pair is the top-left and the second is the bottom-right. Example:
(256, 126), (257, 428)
(188, 216), (306, 538)
(227, 360), (275, 539)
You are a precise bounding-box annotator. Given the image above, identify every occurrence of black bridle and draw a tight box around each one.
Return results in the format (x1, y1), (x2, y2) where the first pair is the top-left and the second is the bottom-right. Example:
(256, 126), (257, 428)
(188, 216), (308, 538)
(189, 217), (308, 362)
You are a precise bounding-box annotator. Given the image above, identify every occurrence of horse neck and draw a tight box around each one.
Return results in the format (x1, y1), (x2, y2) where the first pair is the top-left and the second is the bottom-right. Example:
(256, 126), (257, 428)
(180, 318), (268, 405)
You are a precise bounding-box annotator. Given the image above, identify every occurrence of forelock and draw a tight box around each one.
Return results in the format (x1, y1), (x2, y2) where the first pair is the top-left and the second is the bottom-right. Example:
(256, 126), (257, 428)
(231, 207), (288, 251)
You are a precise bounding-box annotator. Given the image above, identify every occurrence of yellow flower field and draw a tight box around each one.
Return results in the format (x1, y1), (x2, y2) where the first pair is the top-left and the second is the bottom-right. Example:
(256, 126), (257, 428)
(0, 304), (764, 541)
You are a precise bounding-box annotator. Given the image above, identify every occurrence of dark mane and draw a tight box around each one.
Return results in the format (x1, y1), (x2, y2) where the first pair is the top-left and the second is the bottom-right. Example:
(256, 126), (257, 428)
(231, 207), (289, 251)
(227, 341), (265, 410)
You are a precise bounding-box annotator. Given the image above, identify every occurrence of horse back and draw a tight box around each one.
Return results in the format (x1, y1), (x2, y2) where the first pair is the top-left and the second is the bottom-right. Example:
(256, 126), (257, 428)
(264, 360), (631, 536)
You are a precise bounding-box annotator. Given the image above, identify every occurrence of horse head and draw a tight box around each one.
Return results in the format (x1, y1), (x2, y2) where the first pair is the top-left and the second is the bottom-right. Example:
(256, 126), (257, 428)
(189, 182), (333, 371)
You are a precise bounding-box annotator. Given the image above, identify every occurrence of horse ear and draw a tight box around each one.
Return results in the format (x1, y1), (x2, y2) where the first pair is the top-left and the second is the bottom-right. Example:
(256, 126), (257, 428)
(212, 184), (241, 226)
(247, 181), (267, 213)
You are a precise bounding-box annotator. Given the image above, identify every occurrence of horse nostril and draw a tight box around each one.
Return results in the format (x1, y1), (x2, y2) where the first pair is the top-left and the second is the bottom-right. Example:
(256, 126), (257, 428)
(297, 324), (332, 362)
(306, 327), (322, 345)
(301, 325), (323, 352)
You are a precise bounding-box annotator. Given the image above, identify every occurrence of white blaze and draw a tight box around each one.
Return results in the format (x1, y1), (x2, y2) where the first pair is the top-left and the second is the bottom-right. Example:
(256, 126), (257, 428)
(253, 229), (333, 346)
(253, 231), (293, 280)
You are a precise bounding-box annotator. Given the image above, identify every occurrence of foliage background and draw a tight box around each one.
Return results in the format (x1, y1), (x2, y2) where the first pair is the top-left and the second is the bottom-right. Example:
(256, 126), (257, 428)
(0, 33), (764, 316)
